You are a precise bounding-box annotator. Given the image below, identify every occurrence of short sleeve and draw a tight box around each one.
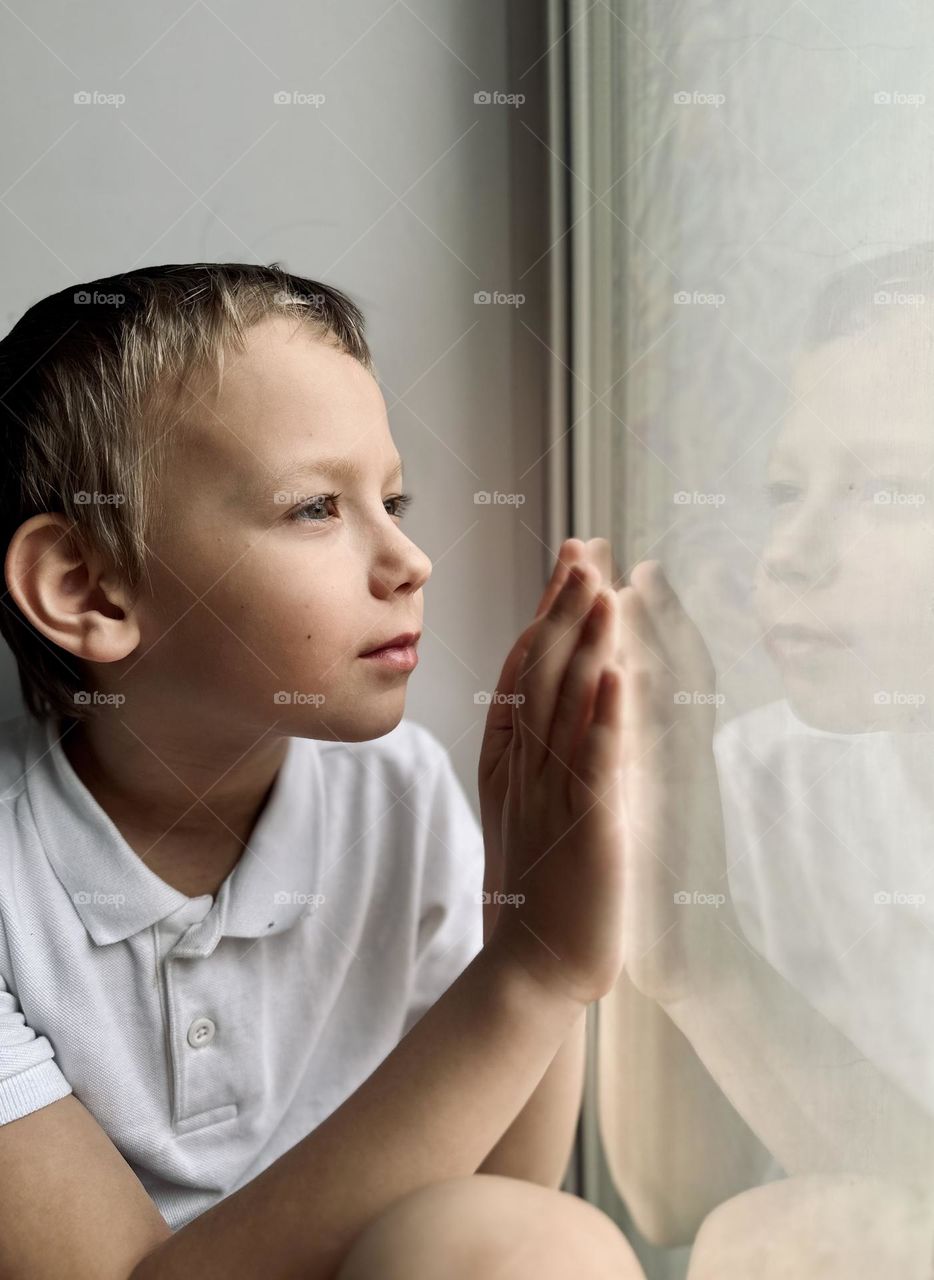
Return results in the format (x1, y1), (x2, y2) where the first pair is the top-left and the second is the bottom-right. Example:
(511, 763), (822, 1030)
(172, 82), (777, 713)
(0, 972), (72, 1124)
(401, 737), (485, 1038)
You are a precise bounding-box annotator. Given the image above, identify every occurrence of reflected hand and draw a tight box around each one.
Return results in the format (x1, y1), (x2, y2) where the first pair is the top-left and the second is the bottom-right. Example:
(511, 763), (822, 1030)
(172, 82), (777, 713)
(614, 560), (735, 1003)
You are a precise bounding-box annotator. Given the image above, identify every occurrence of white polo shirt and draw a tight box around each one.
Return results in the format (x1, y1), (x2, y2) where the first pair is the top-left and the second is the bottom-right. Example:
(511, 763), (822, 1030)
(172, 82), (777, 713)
(0, 711), (485, 1231)
(715, 697), (934, 1117)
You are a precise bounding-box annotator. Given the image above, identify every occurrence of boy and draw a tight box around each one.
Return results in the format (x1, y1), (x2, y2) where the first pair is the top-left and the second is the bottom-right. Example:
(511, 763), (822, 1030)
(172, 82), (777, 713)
(0, 264), (642, 1278)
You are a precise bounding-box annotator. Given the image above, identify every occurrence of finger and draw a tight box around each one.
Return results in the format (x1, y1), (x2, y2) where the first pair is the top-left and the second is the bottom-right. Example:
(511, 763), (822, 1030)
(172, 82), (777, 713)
(497, 617), (538, 697)
(534, 538), (587, 619)
(485, 539), (592, 753)
(516, 559), (602, 777)
(509, 682), (524, 785)
(482, 611), (547, 767)
(617, 582), (669, 675)
(549, 587), (619, 776)
(481, 614), (540, 754)
(535, 536), (616, 618)
(583, 538), (621, 589)
(620, 663), (656, 772)
(569, 662), (624, 812)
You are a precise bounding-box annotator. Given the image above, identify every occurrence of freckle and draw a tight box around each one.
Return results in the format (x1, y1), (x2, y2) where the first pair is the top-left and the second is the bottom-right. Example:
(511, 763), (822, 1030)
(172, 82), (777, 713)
(306, 634), (311, 639)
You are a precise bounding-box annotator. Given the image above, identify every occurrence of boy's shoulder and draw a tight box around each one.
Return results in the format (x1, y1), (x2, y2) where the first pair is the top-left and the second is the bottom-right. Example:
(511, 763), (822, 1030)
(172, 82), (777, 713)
(0, 712), (44, 951)
(712, 697), (796, 760)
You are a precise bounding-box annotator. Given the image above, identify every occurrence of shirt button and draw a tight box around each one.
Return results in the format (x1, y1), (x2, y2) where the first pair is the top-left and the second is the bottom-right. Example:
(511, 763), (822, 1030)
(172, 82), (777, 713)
(187, 1016), (216, 1048)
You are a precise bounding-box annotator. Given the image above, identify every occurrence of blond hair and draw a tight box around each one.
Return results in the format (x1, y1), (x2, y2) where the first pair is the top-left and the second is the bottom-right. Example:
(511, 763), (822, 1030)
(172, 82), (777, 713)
(0, 261), (374, 724)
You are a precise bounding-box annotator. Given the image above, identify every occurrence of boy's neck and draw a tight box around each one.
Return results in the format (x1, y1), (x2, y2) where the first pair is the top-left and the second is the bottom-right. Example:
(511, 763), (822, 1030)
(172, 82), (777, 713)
(60, 716), (290, 900)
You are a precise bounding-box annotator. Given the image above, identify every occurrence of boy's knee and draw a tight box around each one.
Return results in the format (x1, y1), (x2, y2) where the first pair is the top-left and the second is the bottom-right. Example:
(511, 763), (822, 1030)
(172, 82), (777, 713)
(335, 1173), (645, 1280)
(687, 1174), (934, 1279)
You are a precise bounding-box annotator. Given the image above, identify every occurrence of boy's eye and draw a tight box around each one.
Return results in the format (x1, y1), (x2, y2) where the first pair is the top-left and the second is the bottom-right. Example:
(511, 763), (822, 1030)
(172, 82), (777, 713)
(293, 493), (339, 522)
(291, 492), (414, 523)
(385, 492), (414, 518)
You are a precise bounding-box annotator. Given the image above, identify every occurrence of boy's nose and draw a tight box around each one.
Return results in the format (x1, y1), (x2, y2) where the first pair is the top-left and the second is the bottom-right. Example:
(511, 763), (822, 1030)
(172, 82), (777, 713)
(761, 509), (840, 590)
(370, 537), (432, 598)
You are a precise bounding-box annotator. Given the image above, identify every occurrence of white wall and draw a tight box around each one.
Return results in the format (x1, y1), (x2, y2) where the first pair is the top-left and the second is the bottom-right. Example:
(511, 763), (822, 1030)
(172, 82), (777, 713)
(0, 0), (552, 805)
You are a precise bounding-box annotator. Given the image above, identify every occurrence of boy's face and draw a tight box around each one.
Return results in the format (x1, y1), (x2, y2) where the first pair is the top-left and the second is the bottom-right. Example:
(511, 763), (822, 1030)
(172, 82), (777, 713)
(753, 309), (934, 732)
(127, 315), (431, 743)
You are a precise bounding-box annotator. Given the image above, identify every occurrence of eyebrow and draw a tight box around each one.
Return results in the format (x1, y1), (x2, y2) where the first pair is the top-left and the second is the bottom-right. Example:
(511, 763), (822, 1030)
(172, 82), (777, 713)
(770, 439), (934, 470)
(261, 453), (405, 495)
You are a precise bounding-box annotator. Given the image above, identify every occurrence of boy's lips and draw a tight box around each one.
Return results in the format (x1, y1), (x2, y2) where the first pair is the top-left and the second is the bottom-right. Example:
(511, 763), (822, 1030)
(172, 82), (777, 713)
(358, 631), (421, 657)
(765, 622), (850, 662)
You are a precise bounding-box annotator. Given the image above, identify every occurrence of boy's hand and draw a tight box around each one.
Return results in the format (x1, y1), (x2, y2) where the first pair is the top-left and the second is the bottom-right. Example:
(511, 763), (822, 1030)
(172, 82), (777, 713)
(614, 561), (736, 1003)
(478, 539), (616, 941)
(485, 558), (627, 1008)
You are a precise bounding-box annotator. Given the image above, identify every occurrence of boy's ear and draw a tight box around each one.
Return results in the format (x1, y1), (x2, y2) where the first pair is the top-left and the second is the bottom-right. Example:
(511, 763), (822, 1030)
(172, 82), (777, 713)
(4, 513), (142, 663)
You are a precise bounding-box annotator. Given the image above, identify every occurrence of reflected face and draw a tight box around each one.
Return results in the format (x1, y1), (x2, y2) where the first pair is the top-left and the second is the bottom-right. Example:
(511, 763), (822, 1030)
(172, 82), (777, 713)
(753, 311), (934, 731)
(127, 315), (432, 742)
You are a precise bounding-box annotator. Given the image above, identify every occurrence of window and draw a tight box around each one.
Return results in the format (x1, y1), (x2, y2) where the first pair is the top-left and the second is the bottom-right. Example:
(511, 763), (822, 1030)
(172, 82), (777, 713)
(548, 2), (934, 1273)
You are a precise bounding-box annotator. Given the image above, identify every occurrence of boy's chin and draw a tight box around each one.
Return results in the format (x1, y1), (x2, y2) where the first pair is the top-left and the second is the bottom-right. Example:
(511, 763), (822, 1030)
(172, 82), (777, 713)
(784, 680), (931, 735)
(297, 703), (407, 744)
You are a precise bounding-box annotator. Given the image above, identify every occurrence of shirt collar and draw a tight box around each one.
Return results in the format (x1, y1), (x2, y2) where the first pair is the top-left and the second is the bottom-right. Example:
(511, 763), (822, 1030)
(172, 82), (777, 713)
(25, 715), (325, 948)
